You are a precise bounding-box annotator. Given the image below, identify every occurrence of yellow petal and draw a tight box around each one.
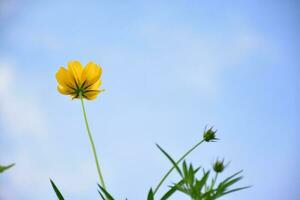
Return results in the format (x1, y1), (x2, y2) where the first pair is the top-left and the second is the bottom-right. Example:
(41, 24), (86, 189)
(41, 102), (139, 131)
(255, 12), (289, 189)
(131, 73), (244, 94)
(56, 67), (76, 89)
(68, 61), (84, 87)
(82, 61), (102, 88)
(86, 79), (102, 90)
(71, 94), (80, 99)
(57, 85), (74, 95)
(84, 90), (101, 100)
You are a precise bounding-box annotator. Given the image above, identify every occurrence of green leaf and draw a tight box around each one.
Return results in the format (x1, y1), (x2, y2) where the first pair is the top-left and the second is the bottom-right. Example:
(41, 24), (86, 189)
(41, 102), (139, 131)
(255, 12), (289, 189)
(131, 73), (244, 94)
(50, 179), (65, 200)
(182, 161), (189, 178)
(188, 164), (195, 188)
(222, 186), (251, 196)
(195, 170), (210, 192)
(221, 176), (243, 189)
(156, 144), (182, 177)
(0, 163), (15, 173)
(221, 170), (243, 185)
(97, 184), (115, 200)
(98, 190), (106, 200)
(161, 180), (184, 200)
(213, 170), (250, 199)
(147, 188), (154, 200)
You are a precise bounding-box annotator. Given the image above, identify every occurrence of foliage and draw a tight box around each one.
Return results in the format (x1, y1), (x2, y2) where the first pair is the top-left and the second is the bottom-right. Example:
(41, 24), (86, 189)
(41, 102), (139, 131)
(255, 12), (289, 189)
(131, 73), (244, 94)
(155, 144), (250, 200)
(0, 163), (15, 174)
(50, 179), (65, 200)
(50, 127), (250, 199)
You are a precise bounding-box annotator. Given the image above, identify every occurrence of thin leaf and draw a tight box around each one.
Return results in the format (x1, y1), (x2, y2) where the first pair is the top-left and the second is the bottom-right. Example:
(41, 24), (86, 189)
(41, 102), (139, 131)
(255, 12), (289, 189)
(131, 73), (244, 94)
(195, 171), (210, 192)
(182, 161), (188, 179)
(98, 190), (106, 200)
(188, 164), (195, 188)
(216, 186), (251, 198)
(156, 144), (183, 177)
(147, 188), (154, 200)
(0, 163), (15, 173)
(97, 184), (115, 200)
(50, 179), (65, 200)
(222, 186), (251, 195)
(161, 180), (184, 200)
(221, 170), (243, 185)
(221, 176), (243, 189)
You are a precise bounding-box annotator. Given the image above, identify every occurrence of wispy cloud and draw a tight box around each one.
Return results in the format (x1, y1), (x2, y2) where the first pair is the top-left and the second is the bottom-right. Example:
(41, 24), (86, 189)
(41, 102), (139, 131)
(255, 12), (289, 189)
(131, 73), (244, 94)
(137, 22), (265, 98)
(0, 59), (47, 137)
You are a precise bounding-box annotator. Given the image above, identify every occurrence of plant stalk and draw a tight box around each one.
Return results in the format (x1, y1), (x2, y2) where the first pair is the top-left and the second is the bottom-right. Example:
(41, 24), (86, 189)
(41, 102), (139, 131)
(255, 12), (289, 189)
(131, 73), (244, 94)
(153, 139), (205, 195)
(80, 94), (106, 189)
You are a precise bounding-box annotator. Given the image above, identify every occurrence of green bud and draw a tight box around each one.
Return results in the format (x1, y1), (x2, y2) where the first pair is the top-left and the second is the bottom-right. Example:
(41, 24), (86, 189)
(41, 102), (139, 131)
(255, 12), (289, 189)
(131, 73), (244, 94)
(213, 158), (225, 173)
(203, 127), (218, 142)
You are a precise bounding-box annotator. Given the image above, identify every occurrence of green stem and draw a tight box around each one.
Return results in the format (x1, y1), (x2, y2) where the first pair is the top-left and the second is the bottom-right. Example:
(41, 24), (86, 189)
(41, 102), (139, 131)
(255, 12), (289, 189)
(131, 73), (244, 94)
(80, 94), (106, 189)
(153, 139), (204, 195)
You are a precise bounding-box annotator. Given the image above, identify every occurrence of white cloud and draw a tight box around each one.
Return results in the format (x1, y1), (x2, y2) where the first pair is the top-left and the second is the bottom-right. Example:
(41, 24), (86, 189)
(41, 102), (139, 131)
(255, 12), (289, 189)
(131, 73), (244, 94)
(136, 22), (264, 99)
(0, 60), (47, 137)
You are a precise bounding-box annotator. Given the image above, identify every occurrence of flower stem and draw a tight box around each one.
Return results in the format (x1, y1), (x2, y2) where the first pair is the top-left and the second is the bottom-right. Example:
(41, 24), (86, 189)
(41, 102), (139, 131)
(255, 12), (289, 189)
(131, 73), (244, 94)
(153, 139), (205, 195)
(80, 94), (106, 189)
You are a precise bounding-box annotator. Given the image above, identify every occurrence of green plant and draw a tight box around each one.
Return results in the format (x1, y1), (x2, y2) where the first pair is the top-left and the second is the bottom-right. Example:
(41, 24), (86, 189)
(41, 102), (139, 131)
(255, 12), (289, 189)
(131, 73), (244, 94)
(0, 163), (15, 174)
(50, 127), (250, 200)
(51, 62), (249, 199)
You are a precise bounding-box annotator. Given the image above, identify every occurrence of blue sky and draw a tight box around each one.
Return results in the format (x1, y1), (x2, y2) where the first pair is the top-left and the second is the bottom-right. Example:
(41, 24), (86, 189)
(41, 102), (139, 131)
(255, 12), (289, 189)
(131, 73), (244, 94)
(0, 0), (299, 199)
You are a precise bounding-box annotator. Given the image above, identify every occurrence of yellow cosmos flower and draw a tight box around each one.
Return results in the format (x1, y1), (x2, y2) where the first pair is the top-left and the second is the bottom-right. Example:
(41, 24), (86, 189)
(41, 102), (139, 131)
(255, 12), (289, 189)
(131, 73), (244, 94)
(56, 61), (103, 100)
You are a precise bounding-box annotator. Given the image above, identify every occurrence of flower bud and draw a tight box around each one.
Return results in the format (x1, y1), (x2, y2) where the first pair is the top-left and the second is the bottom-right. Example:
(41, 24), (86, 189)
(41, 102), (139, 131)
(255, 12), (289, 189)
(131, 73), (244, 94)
(203, 127), (217, 142)
(213, 158), (225, 173)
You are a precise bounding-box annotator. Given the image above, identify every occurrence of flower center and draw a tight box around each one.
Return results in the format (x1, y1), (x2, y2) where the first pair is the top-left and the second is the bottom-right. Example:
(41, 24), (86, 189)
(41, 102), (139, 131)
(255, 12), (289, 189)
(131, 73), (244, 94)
(76, 87), (84, 96)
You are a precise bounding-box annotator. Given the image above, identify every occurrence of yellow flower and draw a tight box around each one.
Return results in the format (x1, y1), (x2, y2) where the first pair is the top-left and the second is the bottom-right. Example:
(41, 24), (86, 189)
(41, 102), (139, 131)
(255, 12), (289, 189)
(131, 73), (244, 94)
(56, 61), (103, 100)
